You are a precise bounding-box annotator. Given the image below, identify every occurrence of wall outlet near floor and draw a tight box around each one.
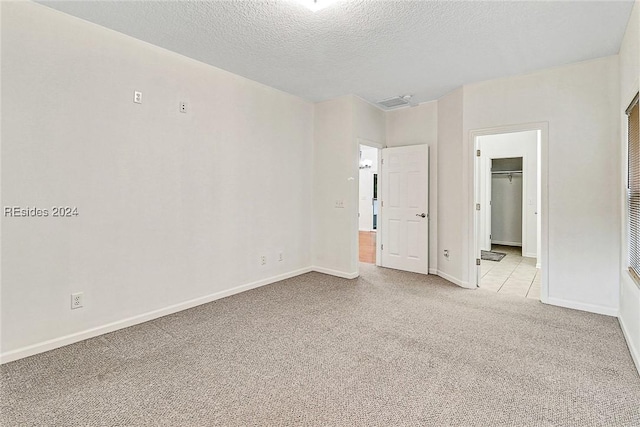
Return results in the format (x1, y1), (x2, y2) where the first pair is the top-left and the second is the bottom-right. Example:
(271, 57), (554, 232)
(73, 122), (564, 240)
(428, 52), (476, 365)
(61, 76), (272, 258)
(179, 102), (187, 113)
(443, 249), (450, 259)
(278, 252), (284, 262)
(260, 255), (267, 266)
(133, 91), (142, 104)
(71, 292), (83, 309)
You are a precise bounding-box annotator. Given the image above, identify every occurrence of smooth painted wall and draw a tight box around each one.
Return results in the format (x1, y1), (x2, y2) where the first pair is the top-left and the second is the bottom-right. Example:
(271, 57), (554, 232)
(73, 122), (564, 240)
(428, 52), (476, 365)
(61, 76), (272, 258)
(312, 97), (354, 275)
(491, 174), (523, 246)
(619, 0), (640, 373)
(312, 96), (385, 277)
(463, 56), (620, 314)
(354, 97), (386, 147)
(1, 2), (314, 358)
(437, 90), (466, 286)
(386, 101), (438, 272)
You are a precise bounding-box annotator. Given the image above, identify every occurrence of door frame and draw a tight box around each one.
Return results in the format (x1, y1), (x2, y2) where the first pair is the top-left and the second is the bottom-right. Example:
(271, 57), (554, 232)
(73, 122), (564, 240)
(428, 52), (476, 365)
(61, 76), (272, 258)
(355, 138), (384, 276)
(470, 122), (549, 303)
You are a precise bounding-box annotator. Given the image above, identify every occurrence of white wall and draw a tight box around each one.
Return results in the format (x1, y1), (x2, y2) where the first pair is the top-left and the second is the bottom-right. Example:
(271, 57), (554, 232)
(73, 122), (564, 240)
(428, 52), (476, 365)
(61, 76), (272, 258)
(386, 101), (438, 272)
(312, 97), (355, 277)
(491, 173), (523, 246)
(354, 97), (386, 146)
(618, 0), (640, 374)
(463, 56), (620, 314)
(478, 131), (538, 258)
(1, 2), (314, 361)
(437, 90), (467, 286)
(358, 145), (378, 231)
(312, 96), (385, 277)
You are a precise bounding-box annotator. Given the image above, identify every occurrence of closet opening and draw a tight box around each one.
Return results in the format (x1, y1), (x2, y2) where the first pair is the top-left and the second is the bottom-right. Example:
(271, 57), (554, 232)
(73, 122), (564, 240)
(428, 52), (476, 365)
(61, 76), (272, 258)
(474, 129), (542, 300)
(490, 157), (523, 252)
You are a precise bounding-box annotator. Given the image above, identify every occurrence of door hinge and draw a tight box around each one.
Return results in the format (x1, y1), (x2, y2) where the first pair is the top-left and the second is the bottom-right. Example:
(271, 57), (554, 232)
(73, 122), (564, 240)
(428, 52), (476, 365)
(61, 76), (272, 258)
(490, 234), (492, 239)
(476, 258), (481, 266)
(476, 203), (481, 211)
(381, 244), (384, 250)
(476, 149), (481, 157)
(381, 200), (384, 207)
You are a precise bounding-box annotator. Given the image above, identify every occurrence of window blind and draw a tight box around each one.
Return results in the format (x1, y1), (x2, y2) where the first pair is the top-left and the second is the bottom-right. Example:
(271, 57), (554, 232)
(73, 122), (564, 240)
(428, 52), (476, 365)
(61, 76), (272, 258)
(627, 93), (640, 280)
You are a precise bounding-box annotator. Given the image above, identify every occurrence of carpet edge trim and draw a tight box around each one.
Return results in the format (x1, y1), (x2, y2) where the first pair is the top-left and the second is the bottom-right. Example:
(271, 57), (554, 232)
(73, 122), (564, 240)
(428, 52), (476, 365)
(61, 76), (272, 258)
(0, 266), (314, 364)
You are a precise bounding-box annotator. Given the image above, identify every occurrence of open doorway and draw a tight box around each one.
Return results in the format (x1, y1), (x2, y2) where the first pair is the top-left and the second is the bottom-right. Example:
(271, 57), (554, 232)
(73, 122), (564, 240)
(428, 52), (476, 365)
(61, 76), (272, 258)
(356, 142), (430, 275)
(358, 144), (379, 264)
(475, 129), (542, 299)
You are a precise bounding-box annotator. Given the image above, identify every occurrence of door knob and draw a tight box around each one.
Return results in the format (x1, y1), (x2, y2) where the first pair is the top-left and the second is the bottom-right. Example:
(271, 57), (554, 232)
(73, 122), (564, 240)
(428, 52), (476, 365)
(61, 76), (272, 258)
(416, 213), (426, 218)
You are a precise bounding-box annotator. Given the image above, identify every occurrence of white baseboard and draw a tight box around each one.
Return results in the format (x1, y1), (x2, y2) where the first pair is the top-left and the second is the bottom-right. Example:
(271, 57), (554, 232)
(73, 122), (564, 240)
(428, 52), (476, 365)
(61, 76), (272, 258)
(491, 240), (522, 247)
(428, 268), (438, 275)
(536, 262), (541, 269)
(311, 266), (359, 279)
(619, 316), (640, 376)
(544, 296), (619, 317)
(0, 267), (313, 364)
(523, 253), (537, 259)
(435, 270), (473, 289)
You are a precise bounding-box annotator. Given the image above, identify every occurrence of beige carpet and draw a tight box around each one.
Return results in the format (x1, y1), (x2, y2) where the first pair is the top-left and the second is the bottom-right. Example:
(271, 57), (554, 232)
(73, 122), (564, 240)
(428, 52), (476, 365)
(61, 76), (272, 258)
(2, 264), (639, 426)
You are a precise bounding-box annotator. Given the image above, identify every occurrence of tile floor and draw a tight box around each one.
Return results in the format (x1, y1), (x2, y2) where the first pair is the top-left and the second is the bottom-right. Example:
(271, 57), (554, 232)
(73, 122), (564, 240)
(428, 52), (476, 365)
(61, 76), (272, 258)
(480, 245), (540, 299)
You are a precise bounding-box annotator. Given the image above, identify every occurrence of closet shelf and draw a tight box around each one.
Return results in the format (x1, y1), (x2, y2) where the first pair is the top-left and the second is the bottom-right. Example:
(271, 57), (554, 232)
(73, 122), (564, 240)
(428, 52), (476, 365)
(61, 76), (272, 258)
(491, 170), (522, 174)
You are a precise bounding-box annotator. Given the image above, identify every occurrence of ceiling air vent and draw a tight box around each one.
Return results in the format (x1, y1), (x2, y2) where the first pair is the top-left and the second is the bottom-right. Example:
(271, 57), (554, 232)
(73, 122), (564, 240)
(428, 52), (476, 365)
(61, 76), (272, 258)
(377, 95), (413, 109)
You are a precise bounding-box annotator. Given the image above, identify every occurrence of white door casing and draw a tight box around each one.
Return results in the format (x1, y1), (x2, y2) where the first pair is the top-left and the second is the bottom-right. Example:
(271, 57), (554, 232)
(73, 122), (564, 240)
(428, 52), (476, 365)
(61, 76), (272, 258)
(380, 145), (429, 274)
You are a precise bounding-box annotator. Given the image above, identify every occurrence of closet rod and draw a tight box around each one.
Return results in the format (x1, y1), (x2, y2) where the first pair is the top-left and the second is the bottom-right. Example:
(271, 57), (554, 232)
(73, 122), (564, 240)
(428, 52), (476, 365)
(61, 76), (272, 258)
(491, 170), (522, 174)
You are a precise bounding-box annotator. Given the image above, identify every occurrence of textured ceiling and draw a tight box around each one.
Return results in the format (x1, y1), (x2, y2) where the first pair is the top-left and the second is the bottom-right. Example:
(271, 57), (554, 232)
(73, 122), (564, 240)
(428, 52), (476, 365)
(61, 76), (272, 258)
(37, 0), (634, 106)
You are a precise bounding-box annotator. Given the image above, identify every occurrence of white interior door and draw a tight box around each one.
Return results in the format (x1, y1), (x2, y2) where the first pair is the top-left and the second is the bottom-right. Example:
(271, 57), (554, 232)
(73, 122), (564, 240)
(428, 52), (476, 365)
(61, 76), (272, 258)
(380, 145), (429, 274)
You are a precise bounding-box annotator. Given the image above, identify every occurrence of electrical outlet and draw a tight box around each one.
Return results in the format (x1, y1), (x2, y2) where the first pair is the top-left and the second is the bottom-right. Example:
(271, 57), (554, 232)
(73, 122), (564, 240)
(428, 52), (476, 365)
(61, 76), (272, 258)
(71, 292), (83, 309)
(278, 252), (284, 262)
(443, 249), (450, 259)
(133, 91), (142, 104)
(179, 102), (187, 113)
(260, 255), (267, 266)
(335, 200), (345, 209)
